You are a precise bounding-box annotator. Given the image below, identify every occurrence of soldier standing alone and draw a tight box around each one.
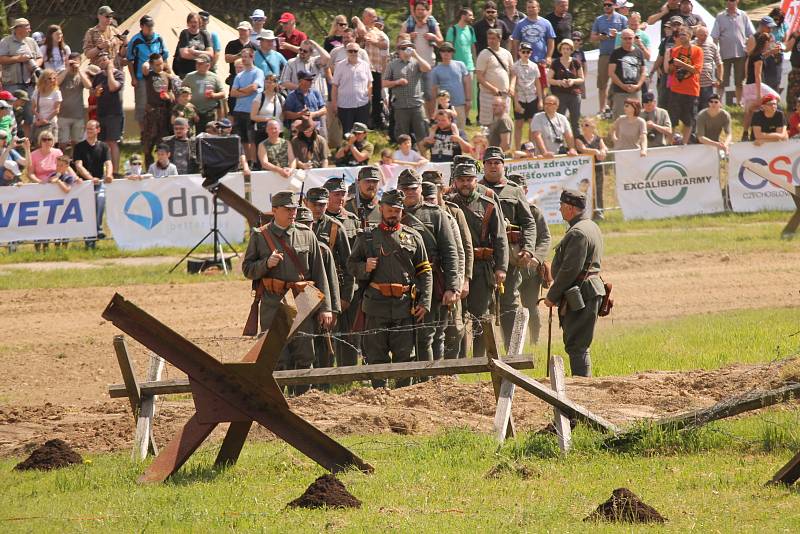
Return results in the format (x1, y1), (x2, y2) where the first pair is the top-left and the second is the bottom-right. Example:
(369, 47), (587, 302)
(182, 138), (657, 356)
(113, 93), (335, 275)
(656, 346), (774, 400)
(543, 190), (604, 377)
(347, 189), (433, 388)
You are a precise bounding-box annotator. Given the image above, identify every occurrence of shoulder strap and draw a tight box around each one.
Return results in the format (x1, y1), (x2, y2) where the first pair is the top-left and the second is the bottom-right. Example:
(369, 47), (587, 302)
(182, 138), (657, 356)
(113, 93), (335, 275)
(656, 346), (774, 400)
(402, 211), (437, 244)
(488, 47), (508, 72)
(260, 225), (308, 280)
(481, 201), (495, 243)
(329, 221), (339, 251)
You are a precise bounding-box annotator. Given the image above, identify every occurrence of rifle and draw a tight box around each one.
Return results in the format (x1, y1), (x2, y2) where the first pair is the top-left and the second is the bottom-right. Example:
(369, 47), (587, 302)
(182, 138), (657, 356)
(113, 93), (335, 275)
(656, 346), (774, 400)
(351, 189), (374, 333)
(298, 180), (305, 206)
(494, 282), (504, 326)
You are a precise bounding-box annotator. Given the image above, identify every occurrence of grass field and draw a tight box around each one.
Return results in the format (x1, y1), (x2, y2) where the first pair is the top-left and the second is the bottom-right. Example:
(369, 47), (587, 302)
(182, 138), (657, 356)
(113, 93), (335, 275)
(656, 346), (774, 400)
(2, 411), (800, 532)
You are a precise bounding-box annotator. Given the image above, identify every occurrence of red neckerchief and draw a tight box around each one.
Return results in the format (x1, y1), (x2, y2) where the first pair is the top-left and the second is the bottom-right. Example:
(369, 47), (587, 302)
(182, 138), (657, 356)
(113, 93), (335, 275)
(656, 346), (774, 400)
(379, 222), (402, 232)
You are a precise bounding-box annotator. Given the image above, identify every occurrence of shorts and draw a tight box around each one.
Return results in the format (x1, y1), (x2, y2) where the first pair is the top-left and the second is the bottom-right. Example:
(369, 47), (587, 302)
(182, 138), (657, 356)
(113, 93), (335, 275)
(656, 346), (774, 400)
(722, 57), (746, 88)
(514, 99), (539, 121)
(597, 55), (611, 90)
(99, 114), (123, 142)
(57, 117), (85, 145)
(741, 82), (780, 108)
(134, 80), (147, 123)
(668, 92), (697, 127)
(232, 111), (254, 143)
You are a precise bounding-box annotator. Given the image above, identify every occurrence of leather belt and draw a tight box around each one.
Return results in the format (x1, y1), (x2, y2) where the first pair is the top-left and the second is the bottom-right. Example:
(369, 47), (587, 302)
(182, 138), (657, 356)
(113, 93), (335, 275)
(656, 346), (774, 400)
(262, 278), (315, 296)
(474, 247), (494, 260)
(370, 282), (411, 298)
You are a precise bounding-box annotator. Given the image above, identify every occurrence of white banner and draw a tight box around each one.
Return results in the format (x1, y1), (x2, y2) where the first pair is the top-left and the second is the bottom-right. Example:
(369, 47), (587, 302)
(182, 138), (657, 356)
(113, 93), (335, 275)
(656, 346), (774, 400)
(249, 163), (453, 212)
(615, 145), (725, 220)
(728, 141), (799, 213)
(106, 174), (246, 250)
(0, 182), (97, 242)
(505, 155), (595, 225)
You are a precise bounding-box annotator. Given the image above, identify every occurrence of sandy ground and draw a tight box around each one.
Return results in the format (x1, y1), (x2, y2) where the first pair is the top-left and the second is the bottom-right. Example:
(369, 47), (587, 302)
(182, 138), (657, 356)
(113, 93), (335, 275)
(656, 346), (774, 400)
(1, 249), (799, 456)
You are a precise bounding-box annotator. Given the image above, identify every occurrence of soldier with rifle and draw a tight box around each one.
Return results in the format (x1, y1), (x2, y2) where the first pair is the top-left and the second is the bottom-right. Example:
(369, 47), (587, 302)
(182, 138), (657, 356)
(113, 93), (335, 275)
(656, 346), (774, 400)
(344, 165), (382, 226)
(446, 161), (509, 358)
(543, 190), (605, 377)
(479, 146), (537, 352)
(241, 190), (333, 393)
(347, 189), (432, 388)
(507, 173), (552, 344)
(304, 187), (353, 370)
(421, 173), (472, 359)
(323, 176), (361, 366)
(396, 169), (460, 365)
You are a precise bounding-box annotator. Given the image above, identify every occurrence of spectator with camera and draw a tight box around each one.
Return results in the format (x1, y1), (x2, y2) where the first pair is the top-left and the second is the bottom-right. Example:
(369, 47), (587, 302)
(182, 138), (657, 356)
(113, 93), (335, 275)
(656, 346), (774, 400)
(0, 18), (42, 139)
(667, 25), (702, 144)
(83, 6), (127, 69)
(476, 29), (513, 127)
(384, 39), (431, 150)
(695, 93), (731, 154)
(608, 29), (645, 119)
(56, 54), (92, 155)
(640, 92), (672, 147)
(612, 98), (647, 157)
(530, 94), (576, 157)
(647, 0), (680, 37)
(258, 119), (296, 177)
(334, 122), (374, 166)
(591, 2), (627, 118)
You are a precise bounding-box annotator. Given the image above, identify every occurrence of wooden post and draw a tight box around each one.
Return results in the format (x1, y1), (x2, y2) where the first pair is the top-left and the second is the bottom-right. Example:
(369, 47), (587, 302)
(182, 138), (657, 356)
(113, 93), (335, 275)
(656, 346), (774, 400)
(133, 353), (164, 461)
(770, 450), (800, 486)
(549, 355), (572, 453)
(484, 319), (516, 439)
(492, 308), (528, 443)
(113, 335), (140, 421)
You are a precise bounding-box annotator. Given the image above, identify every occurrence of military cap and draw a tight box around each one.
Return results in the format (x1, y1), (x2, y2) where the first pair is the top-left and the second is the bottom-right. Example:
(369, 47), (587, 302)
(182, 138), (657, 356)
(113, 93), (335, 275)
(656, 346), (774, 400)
(421, 182), (438, 199)
(358, 165), (382, 181)
(453, 162), (478, 178)
(296, 206), (313, 224)
(380, 189), (405, 208)
(397, 168), (422, 188)
(507, 173), (526, 187)
(483, 146), (505, 161)
(323, 176), (346, 193)
(306, 187), (329, 203)
(421, 169), (444, 186)
(560, 189), (586, 210)
(271, 190), (299, 209)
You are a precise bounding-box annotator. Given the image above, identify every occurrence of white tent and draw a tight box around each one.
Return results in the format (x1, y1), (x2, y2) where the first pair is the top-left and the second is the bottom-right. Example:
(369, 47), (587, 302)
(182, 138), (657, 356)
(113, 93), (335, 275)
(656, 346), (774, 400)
(581, 4), (717, 116)
(112, 0), (240, 138)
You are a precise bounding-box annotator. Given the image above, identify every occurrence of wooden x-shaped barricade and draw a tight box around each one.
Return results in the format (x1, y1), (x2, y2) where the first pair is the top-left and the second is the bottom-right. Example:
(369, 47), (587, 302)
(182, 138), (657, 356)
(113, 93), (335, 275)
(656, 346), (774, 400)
(101, 287), (373, 483)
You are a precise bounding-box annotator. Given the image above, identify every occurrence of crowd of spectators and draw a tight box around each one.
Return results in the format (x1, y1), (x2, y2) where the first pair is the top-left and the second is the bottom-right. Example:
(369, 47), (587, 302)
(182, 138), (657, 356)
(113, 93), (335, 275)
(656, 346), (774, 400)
(0, 0), (797, 240)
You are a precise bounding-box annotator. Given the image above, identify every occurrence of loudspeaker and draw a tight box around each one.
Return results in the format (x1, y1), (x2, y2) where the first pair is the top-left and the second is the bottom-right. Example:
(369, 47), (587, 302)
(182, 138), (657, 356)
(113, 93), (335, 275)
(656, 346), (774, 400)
(197, 135), (241, 185)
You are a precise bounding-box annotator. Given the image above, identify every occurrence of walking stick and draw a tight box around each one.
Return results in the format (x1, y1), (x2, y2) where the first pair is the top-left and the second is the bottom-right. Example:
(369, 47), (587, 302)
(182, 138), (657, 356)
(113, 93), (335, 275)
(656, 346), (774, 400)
(546, 306), (553, 378)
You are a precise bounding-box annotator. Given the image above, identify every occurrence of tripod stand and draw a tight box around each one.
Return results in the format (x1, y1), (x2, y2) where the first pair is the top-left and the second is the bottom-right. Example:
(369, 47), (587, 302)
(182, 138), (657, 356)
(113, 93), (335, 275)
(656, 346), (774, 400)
(169, 192), (239, 274)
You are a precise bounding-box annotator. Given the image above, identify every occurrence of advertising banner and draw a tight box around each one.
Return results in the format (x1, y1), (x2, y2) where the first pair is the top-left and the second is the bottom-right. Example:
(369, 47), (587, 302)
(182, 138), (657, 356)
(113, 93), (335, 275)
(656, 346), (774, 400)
(615, 145), (724, 220)
(728, 141), (799, 213)
(505, 155), (595, 224)
(106, 174), (246, 250)
(0, 182), (97, 242)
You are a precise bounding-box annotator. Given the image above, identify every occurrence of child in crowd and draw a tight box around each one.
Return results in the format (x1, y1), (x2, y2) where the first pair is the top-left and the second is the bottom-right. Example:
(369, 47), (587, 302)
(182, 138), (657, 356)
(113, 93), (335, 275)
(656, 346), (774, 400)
(378, 148), (399, 192)
(172, 87), (198, 136)
(470, 134), (488, 160)
(788, 97), (800, 138)
(392, 134), (428, 167)
(147, 144), (178, 178)
(48, 154), (79, 193)
(0, 101), (14, 138)
(124, 154), (147, 180)
(434, 89), (457, 124)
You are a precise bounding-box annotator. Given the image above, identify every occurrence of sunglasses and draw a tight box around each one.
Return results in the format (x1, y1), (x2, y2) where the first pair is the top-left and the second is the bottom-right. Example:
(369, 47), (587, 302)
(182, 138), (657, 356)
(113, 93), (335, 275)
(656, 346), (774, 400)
(520, 49), (531, 54)
(347, 49), (359, 54)
(42, 138), (54, 142)
(338, 22), (348, 26)
(485, 10), (497, 14)
(581, 123), (593, 127)
(300, 49), (312, 53)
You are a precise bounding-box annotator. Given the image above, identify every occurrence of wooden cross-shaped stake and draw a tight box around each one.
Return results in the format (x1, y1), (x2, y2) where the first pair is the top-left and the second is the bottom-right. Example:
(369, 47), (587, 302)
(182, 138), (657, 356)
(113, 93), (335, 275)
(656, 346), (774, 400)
(101, 288), (373, 483)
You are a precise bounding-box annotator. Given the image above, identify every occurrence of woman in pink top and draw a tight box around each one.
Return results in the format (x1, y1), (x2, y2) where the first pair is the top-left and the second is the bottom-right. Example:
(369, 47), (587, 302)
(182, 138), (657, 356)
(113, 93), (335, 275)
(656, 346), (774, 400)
(27, 130), (63, 183)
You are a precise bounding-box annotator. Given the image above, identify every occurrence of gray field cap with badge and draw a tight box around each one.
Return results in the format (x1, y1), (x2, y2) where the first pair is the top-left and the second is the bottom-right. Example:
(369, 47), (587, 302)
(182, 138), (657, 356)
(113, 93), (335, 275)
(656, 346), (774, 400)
(323, 177), (347, 192)
(453, 162), (479, 177)
(306, 187), (329, 203)
(560, 189), (586, 209)
(271, 190), (299, 209)
(358, 165), (382, 181)
(380, 189), (405, 208)
(397, 168), (422, 188)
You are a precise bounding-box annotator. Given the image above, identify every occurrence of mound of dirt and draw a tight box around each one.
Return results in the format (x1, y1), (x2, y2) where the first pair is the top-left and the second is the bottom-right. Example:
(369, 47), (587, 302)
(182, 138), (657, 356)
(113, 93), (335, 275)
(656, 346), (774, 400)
(584, 488), (667, 523)
(287, 474), (362, 509)
(485, 460), (538, 480)
(14, 439), (83, 471)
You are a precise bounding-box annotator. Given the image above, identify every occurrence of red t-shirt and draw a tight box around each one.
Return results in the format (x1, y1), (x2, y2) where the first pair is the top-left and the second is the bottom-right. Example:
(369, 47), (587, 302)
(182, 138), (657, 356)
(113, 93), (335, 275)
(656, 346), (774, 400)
(788, 112), (800, 138)
(278, 29), (307, 60)
(669, 45), (703, 97)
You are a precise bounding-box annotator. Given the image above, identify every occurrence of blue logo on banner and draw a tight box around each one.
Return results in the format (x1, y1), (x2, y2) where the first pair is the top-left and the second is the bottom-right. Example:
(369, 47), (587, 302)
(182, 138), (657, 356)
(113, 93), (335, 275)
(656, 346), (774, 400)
(124, 191), (163, 229)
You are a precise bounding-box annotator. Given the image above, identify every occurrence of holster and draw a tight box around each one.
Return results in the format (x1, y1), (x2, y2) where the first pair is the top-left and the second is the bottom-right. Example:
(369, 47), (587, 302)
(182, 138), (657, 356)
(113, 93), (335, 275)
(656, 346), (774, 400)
(538, 261), (553, 288)
(474, 247), (494, 261)
(243, 280), (263, 336)
(507, 230), (521, 244)
(370, 282), (411, 298)
(599, 280), (614, 317)
(262, 278), (314, 296)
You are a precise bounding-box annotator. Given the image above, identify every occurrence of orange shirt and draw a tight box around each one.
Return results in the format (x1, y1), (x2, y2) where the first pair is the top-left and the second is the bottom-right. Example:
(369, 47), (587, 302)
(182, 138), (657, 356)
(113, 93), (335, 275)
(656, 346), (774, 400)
(669, 44), (703, 97)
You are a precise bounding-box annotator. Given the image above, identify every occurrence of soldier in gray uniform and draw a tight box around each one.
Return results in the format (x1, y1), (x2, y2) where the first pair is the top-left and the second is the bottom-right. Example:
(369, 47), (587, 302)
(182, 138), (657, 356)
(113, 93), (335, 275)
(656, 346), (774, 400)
(479, 146), (537, 352)
(323, 177), (361, 366)
(422, 171), (473, 359)
(304, 188), (353, 369)
(347, 189), (433, 388)
(345, 165), (382, 227)
(396, 169), (460, 363)
(543, 190), (605, 377)
(507, 173), (551, 344)
(446, 161), (509, 358)
(242, 191), (334, 392)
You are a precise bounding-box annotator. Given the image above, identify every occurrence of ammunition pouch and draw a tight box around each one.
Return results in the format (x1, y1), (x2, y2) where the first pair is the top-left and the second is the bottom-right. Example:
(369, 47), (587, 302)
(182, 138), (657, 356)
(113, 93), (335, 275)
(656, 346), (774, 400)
(262, 278), (315, 296)
(370, 282), (411, 298)
(474, 247), (494, 261)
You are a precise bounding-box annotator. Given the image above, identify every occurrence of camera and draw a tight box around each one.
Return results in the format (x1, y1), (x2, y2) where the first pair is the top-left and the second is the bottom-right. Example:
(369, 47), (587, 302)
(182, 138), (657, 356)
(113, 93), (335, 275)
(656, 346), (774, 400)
(114, 29), (130, 40)
(553, 136), (564, 144)
(675, 70), (690, 82)
(647, 131), (657, 140)
(343, 132), (353, 140)
(14, 136), (27, 146)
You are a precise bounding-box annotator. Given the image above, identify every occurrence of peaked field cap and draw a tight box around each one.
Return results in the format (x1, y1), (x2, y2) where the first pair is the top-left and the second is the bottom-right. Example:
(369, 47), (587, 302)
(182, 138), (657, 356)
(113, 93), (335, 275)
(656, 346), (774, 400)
(380, 189), (405, 208)
(272, 190), (299, 208)
(560, 189), (586, 209)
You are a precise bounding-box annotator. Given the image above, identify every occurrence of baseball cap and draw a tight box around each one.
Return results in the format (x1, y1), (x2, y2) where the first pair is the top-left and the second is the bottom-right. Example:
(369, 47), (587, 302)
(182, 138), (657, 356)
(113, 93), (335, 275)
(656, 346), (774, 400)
(439, 41), (455, 52)
(218, 118), (233, 128)
(397, 40), (414, 49)
(297, 70), (316, 81)
(173, 117), (189, 127)
(572, 31), (583, 40)
(250, 9), (266, 20)
(762, 94), (779, 104)
(140, 15), (155, 26)
(97, 5), (114, 16)
(0, 101), (12, 110)
(4, 159), (21, 177)
(179, 86), (192, 95)
(237, 21), (253, 31)
(351, 122), (370, 134)
(521, 141), (536, 152)
(0, 90), (15, 102)
(616, 0), (634, 7)
(642, 92), (655, 103)
(519, 42), (532, 51)
(668, 15), (683, 25)
(760, 16), (777, 28)
(278, 12), (296, 23)
(198, 10), (210, 20)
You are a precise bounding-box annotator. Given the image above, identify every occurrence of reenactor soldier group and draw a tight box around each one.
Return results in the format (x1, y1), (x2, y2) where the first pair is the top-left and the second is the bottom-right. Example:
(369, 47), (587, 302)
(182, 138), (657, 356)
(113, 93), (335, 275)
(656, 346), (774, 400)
(241, 146), (605, 391)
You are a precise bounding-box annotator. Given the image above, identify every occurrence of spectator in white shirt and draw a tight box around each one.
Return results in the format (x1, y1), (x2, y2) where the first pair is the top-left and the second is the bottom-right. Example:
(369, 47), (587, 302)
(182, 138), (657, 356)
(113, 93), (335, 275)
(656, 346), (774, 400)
(331, 43), (373, 135)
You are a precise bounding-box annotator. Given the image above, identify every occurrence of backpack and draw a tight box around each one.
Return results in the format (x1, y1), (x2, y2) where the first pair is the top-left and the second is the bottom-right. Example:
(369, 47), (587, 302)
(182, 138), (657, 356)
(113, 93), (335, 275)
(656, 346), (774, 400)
(405, 15), (438, 35)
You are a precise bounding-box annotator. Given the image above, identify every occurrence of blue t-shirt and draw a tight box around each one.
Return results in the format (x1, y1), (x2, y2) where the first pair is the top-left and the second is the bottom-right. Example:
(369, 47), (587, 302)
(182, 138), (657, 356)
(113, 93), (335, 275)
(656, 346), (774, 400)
(254, 48), (287, 78)
(210, 31), (221, 52)
(232, 67), (265, 113)
(126, 32), (169, 80)
(431, 61), (469, 106)
(591, 13), (628, 55)
(283, 88), (324, 129)
(511, 17), (555, 63)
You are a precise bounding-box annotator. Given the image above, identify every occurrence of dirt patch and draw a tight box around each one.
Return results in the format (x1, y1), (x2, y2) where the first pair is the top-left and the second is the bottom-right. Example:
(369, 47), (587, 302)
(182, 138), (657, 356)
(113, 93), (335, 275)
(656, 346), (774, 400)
(584, 487), (667, 523)
(14, 438), (83, 471)
(287, 474), (362, 509)
(485, 460), (538, 480)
